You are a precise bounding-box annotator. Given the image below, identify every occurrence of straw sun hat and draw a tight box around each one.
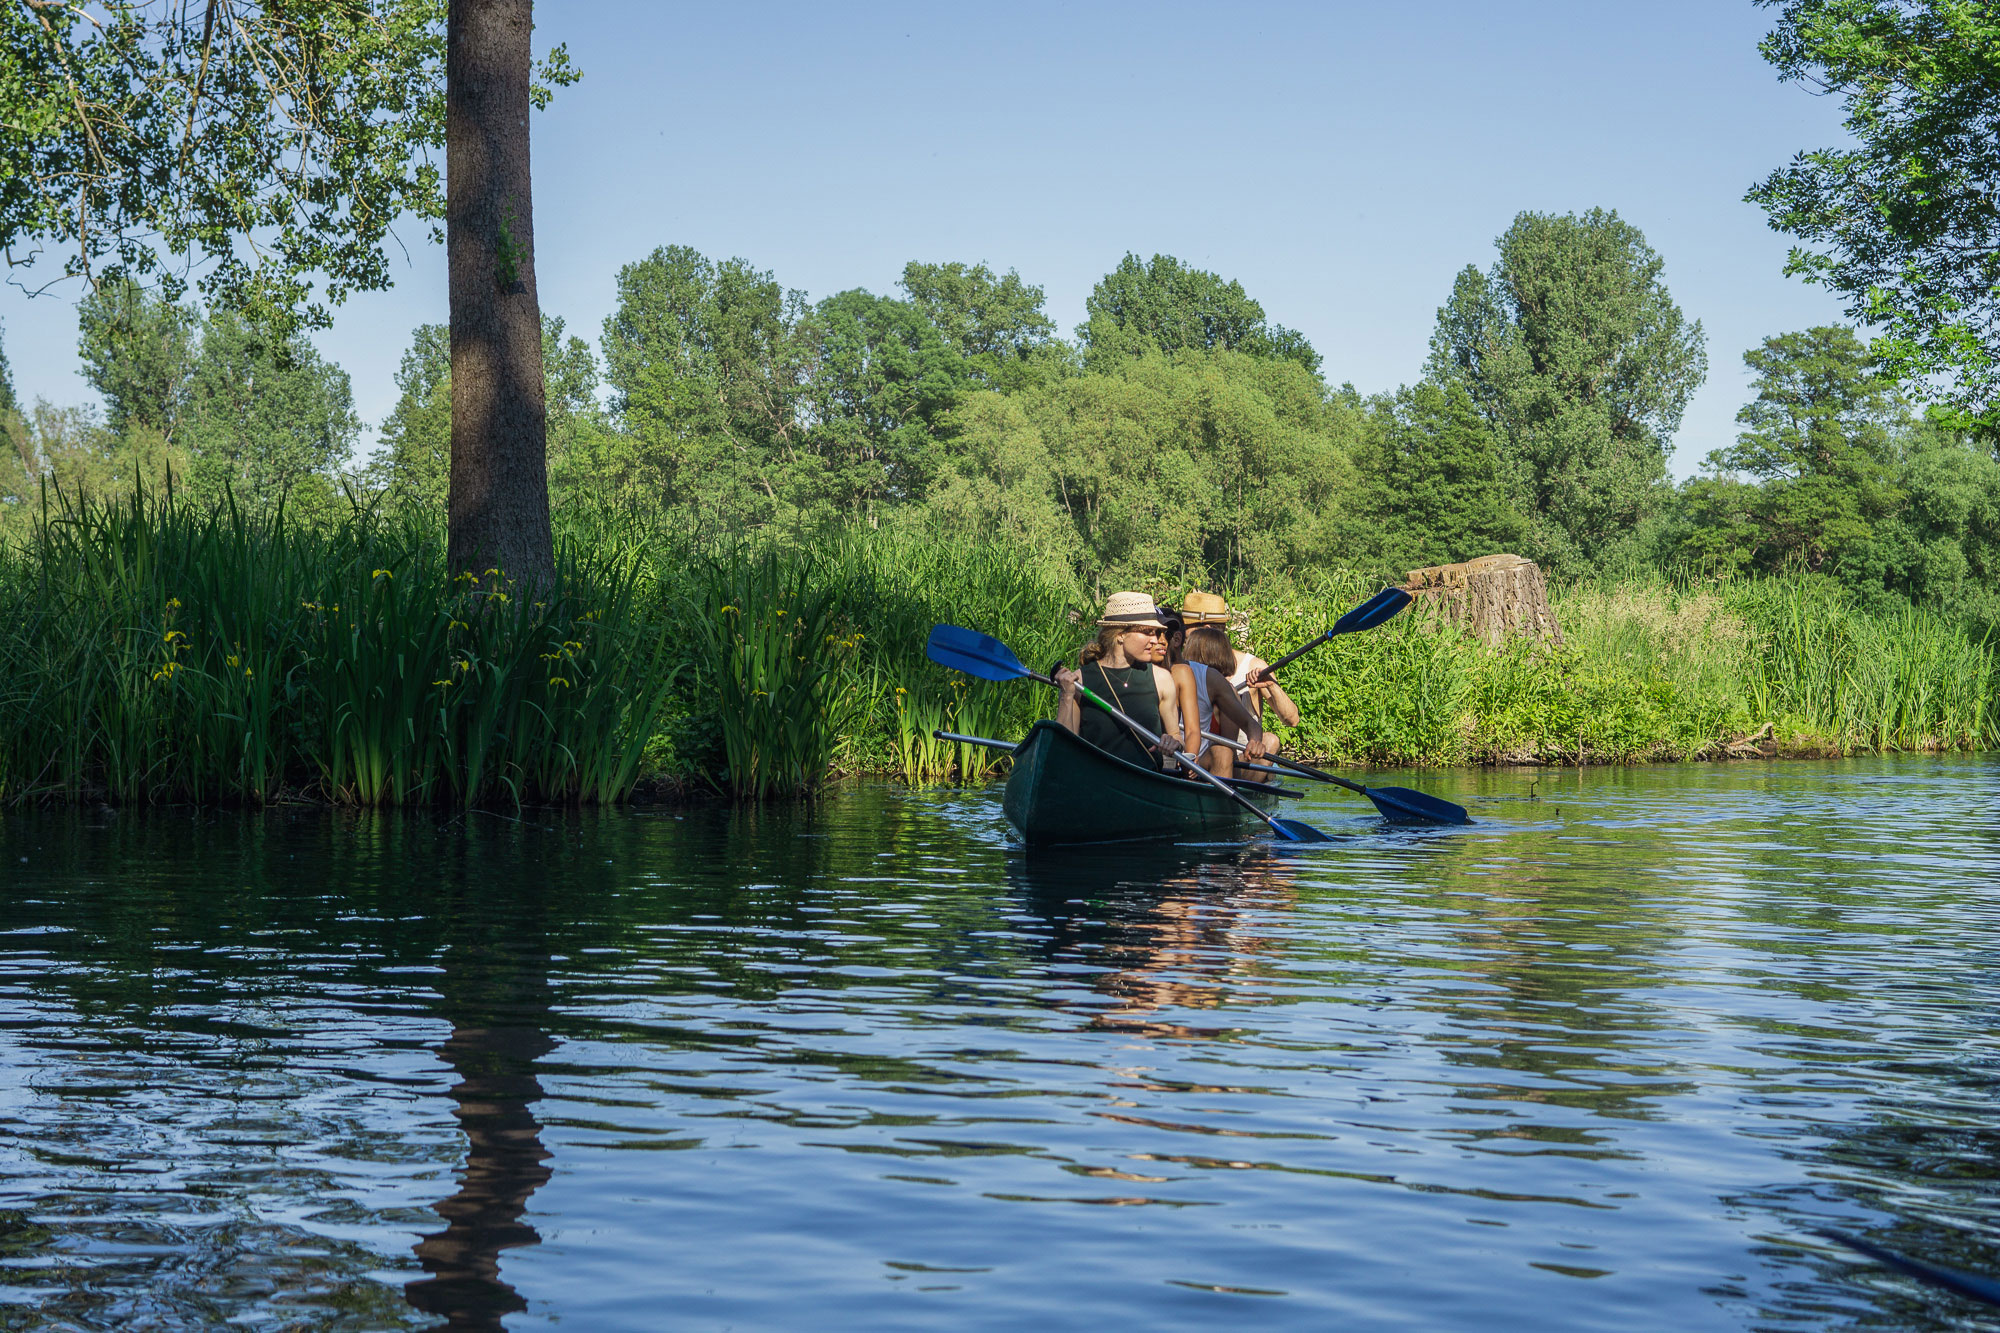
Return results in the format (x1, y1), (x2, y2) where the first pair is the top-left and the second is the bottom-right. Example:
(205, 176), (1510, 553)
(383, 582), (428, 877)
(1096, 591), (1166, 629)
(1181, 591), (1230, 626)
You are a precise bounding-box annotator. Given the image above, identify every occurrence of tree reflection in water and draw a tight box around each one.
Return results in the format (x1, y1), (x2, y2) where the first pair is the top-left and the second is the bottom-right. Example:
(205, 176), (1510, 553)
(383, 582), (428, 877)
(404, 890), (556, 1332)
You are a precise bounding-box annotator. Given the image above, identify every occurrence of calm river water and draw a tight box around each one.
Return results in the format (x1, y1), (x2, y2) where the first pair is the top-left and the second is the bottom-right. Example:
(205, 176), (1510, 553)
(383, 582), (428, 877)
(1, 757), (1996, 1331)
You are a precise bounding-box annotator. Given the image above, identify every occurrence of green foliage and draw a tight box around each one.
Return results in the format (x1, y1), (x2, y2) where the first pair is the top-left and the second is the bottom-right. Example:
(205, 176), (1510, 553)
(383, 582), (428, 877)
(679, 549), (858, 799)
(0, 1), (575, 339)
(0, 321), (15, 420)
(373, 317), (616, 508)
(0, 487), (673, 806)
(600, 245), (820, 533)
(1429, 209), (1708, 571)
(809, 289), (973, 515)
(1079, 253), (1321, 375)
(933, 350), (1359, 588)
(1749, 0), (2000, 434)
(1675, 326), (1905, 578)
(899, 260), (1065, 392)
(1343, 381), (1527, 576)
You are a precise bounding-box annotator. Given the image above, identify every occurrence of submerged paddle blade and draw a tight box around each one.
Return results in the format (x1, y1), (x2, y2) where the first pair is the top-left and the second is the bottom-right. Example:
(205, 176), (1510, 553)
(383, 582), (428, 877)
(1331, 585), (1412, 636)
(1365, 784), (1472, 826)
(926, 624), (1035, 683)
(1268, 817), (1338, 844)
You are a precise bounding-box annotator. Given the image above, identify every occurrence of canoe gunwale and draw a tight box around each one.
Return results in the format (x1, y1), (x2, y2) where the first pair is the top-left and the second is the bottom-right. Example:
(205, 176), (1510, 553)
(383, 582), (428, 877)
(1001, 720), (1284, 847)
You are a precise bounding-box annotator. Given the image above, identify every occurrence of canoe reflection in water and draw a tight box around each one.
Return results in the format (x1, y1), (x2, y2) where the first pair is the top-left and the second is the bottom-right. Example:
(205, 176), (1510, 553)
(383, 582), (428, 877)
(404, 902), (556, 1332)
(1008, 844), (1300, 1039)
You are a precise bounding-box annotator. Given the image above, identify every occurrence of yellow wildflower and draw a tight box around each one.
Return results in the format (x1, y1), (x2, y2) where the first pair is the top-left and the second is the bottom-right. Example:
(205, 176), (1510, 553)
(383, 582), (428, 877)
(371, 568), (393, 580)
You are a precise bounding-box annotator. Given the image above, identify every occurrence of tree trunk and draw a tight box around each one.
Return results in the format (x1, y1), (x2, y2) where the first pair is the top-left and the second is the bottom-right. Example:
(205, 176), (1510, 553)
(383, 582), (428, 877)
(446, 0), (553, 588)
(1404, 553), (1564, 646)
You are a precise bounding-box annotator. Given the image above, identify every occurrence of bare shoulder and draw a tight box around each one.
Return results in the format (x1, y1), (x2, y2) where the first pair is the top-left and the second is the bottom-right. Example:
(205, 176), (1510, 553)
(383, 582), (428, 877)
(1152, 664), (1179, 693)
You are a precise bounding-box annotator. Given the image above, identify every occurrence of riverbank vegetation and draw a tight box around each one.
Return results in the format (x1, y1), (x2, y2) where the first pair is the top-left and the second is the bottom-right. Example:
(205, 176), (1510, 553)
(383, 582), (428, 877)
(5, 209), (1998, 804)
(0, 487), (1989, 806)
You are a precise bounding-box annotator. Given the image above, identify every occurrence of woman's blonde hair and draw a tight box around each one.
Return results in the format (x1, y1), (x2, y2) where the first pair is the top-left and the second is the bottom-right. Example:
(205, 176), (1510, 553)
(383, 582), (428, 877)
(1183, 626), (1236, 675)
(1078, 625), (1121, 665)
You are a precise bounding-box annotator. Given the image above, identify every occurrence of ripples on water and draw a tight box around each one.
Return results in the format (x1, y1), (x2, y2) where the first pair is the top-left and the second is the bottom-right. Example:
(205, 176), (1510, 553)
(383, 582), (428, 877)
(0, 757), (1996, 1330)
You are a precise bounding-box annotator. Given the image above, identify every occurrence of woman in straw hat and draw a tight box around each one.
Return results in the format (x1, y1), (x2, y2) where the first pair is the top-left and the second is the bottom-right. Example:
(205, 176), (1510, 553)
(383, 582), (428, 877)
(1181, 592), (1300, 780)
(1055, 592), (1189, 771)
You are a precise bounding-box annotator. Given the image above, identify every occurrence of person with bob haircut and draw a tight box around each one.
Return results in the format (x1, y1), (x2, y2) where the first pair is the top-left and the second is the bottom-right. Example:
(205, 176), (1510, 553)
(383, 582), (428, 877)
(1175, 624), (1274, 780)
(1180, 591), (1299, 776)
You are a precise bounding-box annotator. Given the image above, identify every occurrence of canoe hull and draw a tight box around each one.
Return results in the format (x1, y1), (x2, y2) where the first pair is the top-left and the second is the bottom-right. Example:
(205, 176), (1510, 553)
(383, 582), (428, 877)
(1001, 721), (1280, 846)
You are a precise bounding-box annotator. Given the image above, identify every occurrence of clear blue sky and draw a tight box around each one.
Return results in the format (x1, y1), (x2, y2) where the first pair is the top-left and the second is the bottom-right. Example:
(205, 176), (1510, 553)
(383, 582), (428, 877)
(0, 0), (1854, 478)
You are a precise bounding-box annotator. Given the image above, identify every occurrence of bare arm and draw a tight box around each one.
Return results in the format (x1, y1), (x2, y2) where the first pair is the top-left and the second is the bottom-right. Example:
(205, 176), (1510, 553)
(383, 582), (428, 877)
(1056, 667), (1081, 733)
(1208, 667), (1268, 755)
(1151, 664), (1187, 755)
(1169, 663), (1202, 756)
(1243, 654), (1301, 729)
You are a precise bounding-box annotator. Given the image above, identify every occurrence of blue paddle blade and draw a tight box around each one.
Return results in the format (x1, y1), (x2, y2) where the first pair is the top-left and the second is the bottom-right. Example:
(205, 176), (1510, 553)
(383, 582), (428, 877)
(1331, 585), (1412, 636)
(1270, 817), (1337, 844)
(1367, 784), (1471, 825)
(926, 623), (1035, 683)
(1820, 1230), (2000, 1308)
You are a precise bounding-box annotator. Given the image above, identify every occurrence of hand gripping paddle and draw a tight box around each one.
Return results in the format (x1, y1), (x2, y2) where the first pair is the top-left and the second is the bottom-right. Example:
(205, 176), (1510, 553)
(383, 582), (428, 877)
(924, 624), (1335, 844)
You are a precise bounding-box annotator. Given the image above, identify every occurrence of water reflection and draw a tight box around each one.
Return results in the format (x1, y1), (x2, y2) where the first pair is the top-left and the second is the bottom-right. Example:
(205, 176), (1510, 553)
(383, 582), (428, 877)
(0, 760), (1996, 1330)
(1008, 846), (1302, 1038)
(404, 887), (556, 1331)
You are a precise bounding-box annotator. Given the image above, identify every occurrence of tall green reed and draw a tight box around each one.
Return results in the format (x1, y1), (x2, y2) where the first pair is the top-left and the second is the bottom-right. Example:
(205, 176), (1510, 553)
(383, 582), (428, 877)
(0, 486), (675, 806)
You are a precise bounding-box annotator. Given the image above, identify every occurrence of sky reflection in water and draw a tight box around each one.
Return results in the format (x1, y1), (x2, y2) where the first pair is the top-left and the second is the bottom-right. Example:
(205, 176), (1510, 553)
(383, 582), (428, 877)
(0, 755), (1996, 1330)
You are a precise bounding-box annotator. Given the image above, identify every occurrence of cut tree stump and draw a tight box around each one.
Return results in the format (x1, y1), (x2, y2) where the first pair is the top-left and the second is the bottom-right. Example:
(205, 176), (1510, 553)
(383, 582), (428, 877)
(1403, 553), (1563, 647)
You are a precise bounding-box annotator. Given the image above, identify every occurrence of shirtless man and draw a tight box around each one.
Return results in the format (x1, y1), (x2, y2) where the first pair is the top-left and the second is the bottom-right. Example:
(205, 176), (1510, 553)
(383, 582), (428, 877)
(1055, 592), (1188, 770)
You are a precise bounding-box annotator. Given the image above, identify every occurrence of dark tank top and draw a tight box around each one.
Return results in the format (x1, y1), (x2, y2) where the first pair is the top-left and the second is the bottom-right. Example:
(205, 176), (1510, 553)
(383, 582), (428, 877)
(1077, 661), (1164, 770)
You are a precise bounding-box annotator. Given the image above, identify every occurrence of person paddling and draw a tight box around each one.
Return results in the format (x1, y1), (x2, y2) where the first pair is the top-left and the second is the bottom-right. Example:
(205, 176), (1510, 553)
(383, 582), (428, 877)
(1055, 593), (1188, 770)
(1175, 624), (1273, 780)
(1182, 592), (1299, 771)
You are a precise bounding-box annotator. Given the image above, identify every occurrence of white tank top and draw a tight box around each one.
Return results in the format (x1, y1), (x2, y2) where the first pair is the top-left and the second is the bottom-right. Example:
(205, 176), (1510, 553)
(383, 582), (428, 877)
(1190, 665), (1214, 751)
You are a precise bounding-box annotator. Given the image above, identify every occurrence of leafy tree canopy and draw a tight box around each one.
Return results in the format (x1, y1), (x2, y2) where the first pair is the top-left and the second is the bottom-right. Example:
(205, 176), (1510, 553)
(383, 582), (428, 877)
(898, 260), (1063, 390)
(1429, 208), (1707, 570)
(1748, 0), (2000, 434)
(1079, 253), (1322, 376)
(0, 1), (574, 339)
(1343, 381), (1527, 576)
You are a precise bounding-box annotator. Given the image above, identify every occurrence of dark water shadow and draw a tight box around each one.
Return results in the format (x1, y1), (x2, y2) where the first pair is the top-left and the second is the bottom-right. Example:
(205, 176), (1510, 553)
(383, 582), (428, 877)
(402, 870), (558, 1329)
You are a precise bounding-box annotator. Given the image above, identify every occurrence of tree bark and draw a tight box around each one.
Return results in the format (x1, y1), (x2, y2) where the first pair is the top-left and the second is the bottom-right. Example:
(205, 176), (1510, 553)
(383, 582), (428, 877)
(447, 0), (553, 588)
(1404, 553), (1564, 646)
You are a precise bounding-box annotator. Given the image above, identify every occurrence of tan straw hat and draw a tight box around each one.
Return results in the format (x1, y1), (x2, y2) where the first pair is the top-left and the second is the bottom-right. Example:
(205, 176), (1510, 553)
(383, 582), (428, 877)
(1181, 591), (1230, 625)
(1096, 591), (1166, 629)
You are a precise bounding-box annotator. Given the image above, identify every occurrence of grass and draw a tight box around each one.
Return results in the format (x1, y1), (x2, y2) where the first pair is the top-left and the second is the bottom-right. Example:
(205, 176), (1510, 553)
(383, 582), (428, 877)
(1, 490), (1991, 807)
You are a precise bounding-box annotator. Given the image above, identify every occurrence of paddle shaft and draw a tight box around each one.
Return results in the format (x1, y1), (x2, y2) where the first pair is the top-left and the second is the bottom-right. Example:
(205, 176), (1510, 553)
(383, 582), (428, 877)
(1203, 728), (1470, 825)
(1053, 672), (1311, 839)
(1250, 586), (1412, 683)
(932, 729), (1304, 798)
(1203, 729), (1371, 796)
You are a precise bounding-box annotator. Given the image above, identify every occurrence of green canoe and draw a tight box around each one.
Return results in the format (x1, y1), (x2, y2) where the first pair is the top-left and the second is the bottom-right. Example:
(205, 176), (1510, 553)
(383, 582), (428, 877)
(1001, 720), (1286, 847)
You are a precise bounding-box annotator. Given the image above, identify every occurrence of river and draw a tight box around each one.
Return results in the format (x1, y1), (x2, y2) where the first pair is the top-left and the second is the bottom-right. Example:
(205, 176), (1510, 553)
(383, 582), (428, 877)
(1, 756), (1995, 1330)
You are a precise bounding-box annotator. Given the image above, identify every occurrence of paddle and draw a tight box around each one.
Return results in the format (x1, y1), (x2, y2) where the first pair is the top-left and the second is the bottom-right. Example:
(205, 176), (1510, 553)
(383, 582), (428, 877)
(1819, 1229), (2000, 1308)
(925, 626), (1335, 844)
(932, 729), (1305, 799)
(1202, 730), (1471, 825)
(1249, 584), (1412, 684)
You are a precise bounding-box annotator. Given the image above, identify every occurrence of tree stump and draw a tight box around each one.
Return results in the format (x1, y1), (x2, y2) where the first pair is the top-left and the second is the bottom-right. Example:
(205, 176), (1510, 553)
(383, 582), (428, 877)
(1403, 553), (1563, 647)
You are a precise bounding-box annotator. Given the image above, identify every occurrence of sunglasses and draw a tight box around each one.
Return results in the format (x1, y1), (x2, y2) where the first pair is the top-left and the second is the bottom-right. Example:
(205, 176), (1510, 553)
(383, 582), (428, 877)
(1123, 626), (1167, 639)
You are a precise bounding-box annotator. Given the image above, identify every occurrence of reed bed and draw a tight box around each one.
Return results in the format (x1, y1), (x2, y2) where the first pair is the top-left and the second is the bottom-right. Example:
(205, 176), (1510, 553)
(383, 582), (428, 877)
(0, 489), (674, 806)
(1, 491), (1990, 806)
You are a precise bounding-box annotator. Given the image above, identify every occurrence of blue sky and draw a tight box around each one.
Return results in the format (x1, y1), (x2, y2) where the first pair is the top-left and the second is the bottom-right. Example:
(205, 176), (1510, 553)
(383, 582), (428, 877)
(0, 0), (1854, 478)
